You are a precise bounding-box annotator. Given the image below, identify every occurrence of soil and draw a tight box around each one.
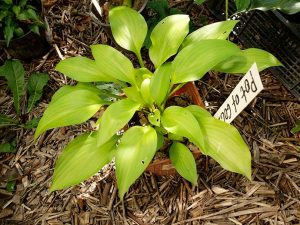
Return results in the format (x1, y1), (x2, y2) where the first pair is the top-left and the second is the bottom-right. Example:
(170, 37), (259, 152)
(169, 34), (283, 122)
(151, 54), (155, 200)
(166, 93), (194, 108)
(0, 0), (300, 225)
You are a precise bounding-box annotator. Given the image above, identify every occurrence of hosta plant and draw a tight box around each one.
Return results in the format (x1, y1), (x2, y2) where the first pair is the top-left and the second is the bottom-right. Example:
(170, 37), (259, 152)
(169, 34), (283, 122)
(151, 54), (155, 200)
(35, 6), (281, 199)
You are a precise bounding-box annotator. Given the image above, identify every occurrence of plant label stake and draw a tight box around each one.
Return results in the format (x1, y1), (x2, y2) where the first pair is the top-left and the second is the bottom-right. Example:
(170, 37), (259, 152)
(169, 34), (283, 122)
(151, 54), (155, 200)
(214, 63), (263, 123)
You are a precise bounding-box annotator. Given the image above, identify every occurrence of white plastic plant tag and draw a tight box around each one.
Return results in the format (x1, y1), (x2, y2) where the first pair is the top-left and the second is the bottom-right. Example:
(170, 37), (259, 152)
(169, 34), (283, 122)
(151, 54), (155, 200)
(214, 63), (263, 124)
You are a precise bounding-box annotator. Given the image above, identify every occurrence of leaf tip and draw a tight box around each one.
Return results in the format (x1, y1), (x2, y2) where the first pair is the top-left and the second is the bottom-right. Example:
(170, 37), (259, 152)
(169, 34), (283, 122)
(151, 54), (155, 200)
(33, 131), (40, 141)
(49, 181), (60, 193)
(55, 61), (64, 73)
(34, 124), (44, 140)
(118, 191), (125, 200)
(244, 166), (252, 181)
(49, 186), (56, 193)
(191, 175), (198, 186)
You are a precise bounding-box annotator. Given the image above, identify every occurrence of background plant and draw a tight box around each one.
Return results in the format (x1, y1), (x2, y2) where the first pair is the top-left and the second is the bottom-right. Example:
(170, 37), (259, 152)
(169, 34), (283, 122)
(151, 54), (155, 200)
(234, 0), (300, 15)
(291, 120), (300, 134)
(0, 0), (44, 46)
(0, 59), (49, 152)
(35, 6), (281, 199)
(195, 0), (300, 15)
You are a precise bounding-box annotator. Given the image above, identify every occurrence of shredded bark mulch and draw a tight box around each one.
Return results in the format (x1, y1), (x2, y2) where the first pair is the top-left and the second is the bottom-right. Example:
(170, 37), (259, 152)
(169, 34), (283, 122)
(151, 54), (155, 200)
(1, 0), (299, 224)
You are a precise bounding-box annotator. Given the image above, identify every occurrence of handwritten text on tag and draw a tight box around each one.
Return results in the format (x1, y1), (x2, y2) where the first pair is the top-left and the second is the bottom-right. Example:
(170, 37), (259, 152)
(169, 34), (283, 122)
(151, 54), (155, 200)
(214, 63), (263, 124)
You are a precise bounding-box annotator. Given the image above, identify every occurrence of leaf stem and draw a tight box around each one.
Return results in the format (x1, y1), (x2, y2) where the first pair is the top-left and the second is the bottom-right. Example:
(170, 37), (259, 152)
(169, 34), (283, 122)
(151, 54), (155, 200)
(122, 0), (132, 7)
(136, 52), (145, 68)
(225, 0), (228, 20)
(168, 83), (186, 98)
(159, 82), (186, 111)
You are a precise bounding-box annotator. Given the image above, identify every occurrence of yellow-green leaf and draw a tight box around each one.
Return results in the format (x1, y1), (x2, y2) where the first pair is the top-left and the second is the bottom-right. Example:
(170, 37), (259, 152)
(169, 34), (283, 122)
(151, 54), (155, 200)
(187, 105), (251, 179)
(181, 20), (239, 48)
(123, 87), (144, 103)
(172, 39), (240, 84)
(149, 15), (189, 68)
(134, 67), (153, 87)
(109, 6), (147, 57)
(116, 126), (157, 199)
(140, 78), (153, 105)
(148, 109), (160, 126)
(213, 48), (282, 74)
(97, 99), (141, 146)
(51, 133), (117, 191)
(169, 142), (198, 185)
(56, 56), (115, 82)
(150, 63), (171, 106)
(91, 44), (136, 85)
(186, 105), (211, 118)
(161, 106), (204, 148)
(35, 85), (104, 139)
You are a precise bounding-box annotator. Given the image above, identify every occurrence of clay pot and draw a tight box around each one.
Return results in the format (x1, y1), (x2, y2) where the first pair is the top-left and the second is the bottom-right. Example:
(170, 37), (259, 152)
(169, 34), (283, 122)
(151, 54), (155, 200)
(146, 82), (204, 176)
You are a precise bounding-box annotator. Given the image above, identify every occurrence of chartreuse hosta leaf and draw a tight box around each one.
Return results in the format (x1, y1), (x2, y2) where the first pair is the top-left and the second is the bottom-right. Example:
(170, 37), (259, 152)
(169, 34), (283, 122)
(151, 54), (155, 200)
(51, 133), (117, 191)
(26, 73), (49, 113)
(149, 15), (189, 68)
(109, 6), (147, 62)
(0, 60), (25, 115)
(169, 142), (198, 185)
(134, 67), (153, 87)
(91, 45), (136, 85)
(56, 56), (115, 82)
(123, 87), (144, 103)
(214, 48), (282, 74)
(148, 109), (160, 126)
(97, 99), (141, 146)
(140, 78), (153, 105)
(172, 39), (240, 84)
(161, 106), (204, 150)
(181, 20), (239, 49)
(187, 105), (251, 179)
(35, 84), (105, 139)
(116, 126), (157, 199)
(156, 132), (165, 150)
(150, 63), (171, 106)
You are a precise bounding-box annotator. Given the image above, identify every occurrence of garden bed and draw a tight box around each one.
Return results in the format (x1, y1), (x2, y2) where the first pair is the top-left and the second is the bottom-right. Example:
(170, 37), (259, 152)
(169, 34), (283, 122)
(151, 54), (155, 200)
(0, 1), (299, 224)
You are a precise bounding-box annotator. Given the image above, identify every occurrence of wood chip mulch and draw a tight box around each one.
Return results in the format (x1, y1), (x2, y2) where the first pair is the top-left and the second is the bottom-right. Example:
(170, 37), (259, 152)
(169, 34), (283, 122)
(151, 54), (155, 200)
(1, 0), (299, 224)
